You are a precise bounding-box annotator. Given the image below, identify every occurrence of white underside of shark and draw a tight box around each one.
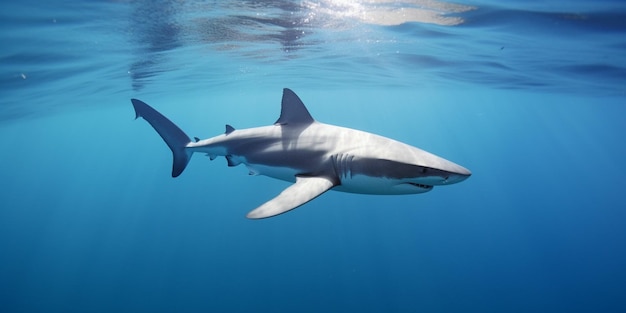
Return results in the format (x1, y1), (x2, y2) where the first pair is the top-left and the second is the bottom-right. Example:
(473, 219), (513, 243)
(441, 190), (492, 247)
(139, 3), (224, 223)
(132, 88), (471, 219)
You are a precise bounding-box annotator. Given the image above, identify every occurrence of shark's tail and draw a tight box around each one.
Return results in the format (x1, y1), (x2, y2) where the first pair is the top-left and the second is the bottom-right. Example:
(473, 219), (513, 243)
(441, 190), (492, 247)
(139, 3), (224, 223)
(131, 99), (192, 177)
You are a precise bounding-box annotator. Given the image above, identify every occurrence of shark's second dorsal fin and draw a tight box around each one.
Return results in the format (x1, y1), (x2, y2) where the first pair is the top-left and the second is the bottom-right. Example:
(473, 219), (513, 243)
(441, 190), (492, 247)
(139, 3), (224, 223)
(225, 124), (235, 135)
(275, 88), (314, 126)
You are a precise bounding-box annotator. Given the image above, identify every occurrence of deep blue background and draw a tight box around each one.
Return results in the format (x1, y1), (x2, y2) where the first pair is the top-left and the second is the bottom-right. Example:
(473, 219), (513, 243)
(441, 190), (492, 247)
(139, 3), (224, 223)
(1, 1), (625, 312)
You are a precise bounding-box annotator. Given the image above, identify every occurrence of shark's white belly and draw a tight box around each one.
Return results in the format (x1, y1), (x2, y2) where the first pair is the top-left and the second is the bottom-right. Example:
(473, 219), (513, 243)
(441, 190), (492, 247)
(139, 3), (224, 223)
(245, 162), (299, 183)
(246, 161), (431, 195)
(333, 174), (432, 195)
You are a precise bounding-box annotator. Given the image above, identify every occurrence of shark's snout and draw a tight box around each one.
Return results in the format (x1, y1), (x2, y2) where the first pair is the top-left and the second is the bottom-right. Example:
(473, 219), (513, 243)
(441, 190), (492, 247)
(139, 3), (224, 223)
(420, 162), (471, 186)
(444, 169), (471, 185)
(441, 161), (471, 184)
(430, 154), (472, 185)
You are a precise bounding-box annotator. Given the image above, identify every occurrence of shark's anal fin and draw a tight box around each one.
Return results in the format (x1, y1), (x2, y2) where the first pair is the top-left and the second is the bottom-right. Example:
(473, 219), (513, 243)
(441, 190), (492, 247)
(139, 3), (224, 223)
(246, 176), (335, 219)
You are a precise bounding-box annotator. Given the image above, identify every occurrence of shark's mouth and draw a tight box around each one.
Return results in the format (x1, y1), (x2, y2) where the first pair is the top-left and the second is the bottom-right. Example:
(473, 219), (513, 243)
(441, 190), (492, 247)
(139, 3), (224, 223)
(406, 182), (433, 190)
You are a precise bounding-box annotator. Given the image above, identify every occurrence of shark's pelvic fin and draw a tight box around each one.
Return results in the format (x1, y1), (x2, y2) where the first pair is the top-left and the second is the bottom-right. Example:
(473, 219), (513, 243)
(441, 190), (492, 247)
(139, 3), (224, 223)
(274, 88), (315, 126)
(131, 99), (192, 177)
(225, 155), (242, 167)
(246, 176), (335, 219)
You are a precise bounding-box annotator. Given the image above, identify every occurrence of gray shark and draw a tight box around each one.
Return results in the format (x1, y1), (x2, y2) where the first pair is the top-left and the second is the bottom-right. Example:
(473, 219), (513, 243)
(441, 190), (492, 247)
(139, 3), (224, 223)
(132, 88), (471, 219)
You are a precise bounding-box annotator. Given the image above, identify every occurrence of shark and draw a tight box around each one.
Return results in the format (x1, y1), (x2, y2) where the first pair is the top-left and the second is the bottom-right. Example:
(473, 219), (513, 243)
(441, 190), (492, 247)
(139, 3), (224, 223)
(132, 88), (471, 219)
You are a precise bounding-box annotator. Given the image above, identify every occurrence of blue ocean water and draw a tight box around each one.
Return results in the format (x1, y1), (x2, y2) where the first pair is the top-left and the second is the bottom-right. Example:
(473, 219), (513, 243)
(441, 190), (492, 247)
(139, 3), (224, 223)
(1, 0), (625, 312)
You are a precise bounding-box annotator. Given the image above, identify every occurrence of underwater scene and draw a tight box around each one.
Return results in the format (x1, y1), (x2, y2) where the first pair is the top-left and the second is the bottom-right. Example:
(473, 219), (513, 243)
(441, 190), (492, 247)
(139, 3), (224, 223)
(1, 0), (625, 312)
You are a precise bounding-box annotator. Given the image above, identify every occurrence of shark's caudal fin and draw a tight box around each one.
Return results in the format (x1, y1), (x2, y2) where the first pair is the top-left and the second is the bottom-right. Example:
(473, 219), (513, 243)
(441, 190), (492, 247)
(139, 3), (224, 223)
(131, 99), (192, 177)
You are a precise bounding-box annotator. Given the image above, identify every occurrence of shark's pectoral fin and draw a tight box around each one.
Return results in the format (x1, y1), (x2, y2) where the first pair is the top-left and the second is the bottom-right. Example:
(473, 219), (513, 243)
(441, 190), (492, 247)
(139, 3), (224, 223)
(246, 176), (336, 219)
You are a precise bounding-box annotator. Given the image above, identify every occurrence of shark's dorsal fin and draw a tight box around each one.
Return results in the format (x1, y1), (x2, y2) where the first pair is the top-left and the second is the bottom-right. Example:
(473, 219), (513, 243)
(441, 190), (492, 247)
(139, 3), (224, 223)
(225, 124), (235, 135)
(275, 88), (315, 126)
